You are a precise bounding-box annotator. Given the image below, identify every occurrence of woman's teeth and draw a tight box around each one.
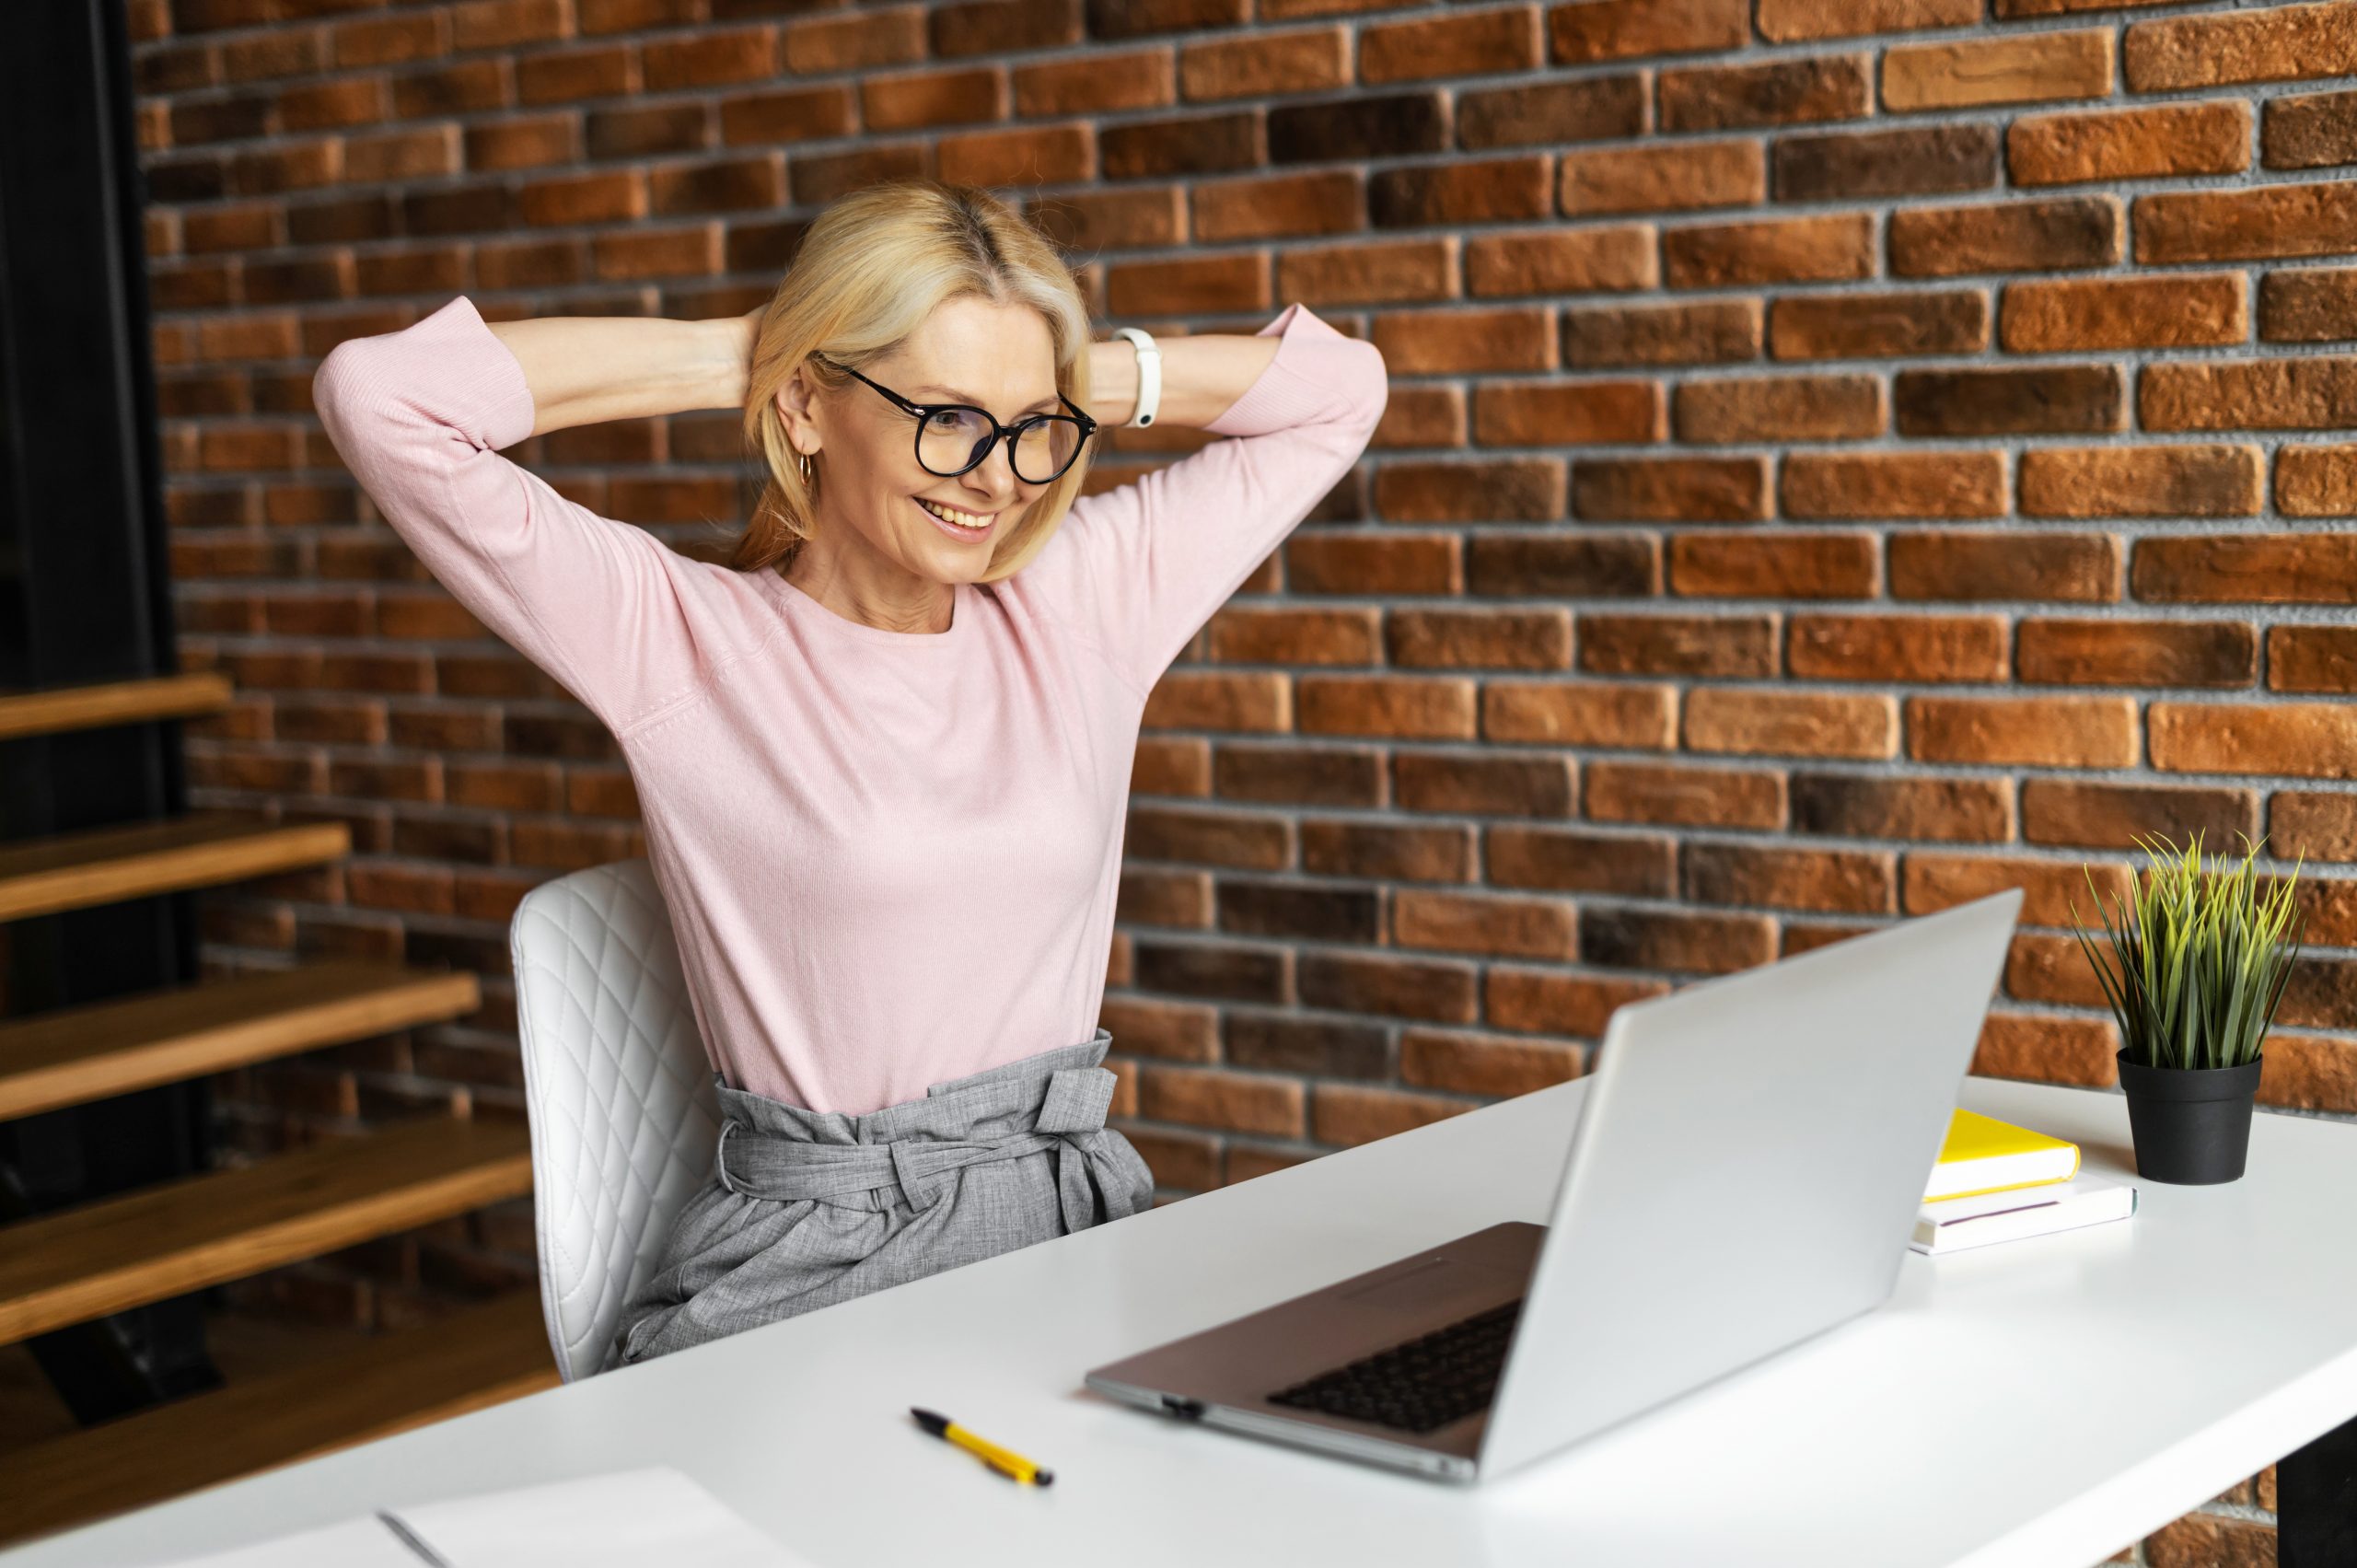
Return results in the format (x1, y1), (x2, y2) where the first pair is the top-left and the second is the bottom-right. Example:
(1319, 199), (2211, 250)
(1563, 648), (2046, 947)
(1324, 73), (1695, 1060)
(918, 497), (993, 531)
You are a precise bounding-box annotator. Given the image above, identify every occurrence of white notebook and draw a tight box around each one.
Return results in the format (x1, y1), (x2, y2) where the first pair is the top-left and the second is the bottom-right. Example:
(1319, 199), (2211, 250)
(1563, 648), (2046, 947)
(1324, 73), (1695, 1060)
(1910, 1174), (2138, 1256)
(137, 1466), (814, 1568)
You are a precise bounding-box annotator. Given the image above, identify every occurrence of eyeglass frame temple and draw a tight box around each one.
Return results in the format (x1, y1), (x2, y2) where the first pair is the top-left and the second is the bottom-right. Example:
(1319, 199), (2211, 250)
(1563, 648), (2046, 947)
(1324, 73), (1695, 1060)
(807, 352), (1098, 481)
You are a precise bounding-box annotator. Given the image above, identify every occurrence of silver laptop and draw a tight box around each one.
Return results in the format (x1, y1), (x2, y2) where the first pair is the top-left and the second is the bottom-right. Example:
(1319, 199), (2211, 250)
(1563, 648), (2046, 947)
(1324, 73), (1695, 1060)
(1086, 887), (2024, 1482)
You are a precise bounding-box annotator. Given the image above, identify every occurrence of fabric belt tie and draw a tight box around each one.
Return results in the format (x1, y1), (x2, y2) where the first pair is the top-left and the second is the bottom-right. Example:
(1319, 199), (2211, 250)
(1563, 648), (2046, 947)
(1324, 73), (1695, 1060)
(712, 1063), (1137, 1232)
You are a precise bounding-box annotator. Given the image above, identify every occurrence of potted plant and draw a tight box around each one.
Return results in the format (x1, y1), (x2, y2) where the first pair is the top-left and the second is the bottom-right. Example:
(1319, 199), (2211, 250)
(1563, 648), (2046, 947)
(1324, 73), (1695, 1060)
(2069, 830), (2306, 1185)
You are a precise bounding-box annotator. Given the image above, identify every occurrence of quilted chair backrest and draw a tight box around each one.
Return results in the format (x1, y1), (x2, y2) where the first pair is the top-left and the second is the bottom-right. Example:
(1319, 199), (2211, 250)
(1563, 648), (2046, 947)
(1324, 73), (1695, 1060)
(510, 857), (719, 1381)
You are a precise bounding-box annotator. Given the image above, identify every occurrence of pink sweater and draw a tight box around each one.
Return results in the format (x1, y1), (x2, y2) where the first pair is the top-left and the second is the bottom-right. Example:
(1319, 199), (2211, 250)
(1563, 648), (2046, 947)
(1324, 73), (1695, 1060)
(313, 296), (1387, 1116)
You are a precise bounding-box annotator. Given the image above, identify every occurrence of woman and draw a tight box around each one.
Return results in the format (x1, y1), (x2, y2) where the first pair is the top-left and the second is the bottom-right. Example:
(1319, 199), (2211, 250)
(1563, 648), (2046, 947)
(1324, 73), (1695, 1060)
(311, 179), (1389, 1367)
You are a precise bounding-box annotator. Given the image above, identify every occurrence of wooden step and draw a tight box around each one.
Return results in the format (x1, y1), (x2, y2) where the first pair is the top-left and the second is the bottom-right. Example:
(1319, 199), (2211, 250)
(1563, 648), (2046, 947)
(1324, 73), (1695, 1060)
(0, 812), (348, 923)
(0, 959), (482, 1121)
(0, 671), (233, 743)
(0, 1116), (534, 1347)
(0, 1292), (558, 1550)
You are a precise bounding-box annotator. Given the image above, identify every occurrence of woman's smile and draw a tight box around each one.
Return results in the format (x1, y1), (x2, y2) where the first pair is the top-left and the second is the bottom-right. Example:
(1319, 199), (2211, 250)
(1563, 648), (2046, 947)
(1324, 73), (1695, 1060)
(915, 495), (996, 540)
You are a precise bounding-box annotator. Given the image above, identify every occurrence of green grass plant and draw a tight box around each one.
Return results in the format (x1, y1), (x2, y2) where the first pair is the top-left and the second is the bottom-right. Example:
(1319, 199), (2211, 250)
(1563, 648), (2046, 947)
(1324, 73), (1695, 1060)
(2068, 830), (2307, 1073)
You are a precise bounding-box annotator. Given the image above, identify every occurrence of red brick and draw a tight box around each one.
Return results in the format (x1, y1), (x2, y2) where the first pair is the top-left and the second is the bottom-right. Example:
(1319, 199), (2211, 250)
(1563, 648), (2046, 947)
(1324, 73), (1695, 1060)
(2125, 2), (2357, 91)
(2271, 446), (2357, 514)
(1400, 1030), (1583, 1098)
(1585, 761), (1786, 829)
(1563, 300), (1763, 369)
(1780, 452), (2005, 519)
(1457, 75), (1650, 150)
(1657, 56), (1872, 133)
(1377, 458), (1572, 521)
(1891, 532), (2120, 603)
(2021, 779), (2258, 850)
(1584, 905), (1776, 974)
(1471, 381), (1664, 446)
(1671, 533), (1879, 599)
(2272, 626), (2357, 694)
(1974, 1012), (2119, 1088)
(1672, 375), (1883, 443)
(1141, 670), (1290, 733)
(1299, 950), (1478, 1022)
(1758, 0), (1977, 43)
(1896, 366), (2125, 436)
(2019, 445), (2263, 518)
(1787, 613), (2009, 682)
(1358, 8), (1537, 83)
(2018, 619), (2258, 687)
(1883, 31), (2114, 110)
(2274, 792), (2357, 861)
(2137, 182), (2357, 265)
(1286, 533), (1461, 597)
(1311, 1085), (1475, 1148)
(1548, 0), (1747, 63)
(1904, 852), (2137, 928)
(1791, 774), (2014, 842)
(1773, 124), (1998, 201)
(858, 66), (1005, 133)
(2009, 102), (2252, 186)
(1908, 694), (2139, 768)
(1485, 968), (1667, 1037)
(1368, 157), (1556, 228)
(2261, 1034), (2357, 1114)
(1374, 306), (1554, 375)
(1573, 456), (1770, 521)
(1889, 196), (2122, 277)
(1392, 889), (1577, 960)
(1375, 745), (1545, 823)
(1559, 141), (1763, 216)
(1487, 825), (1675, 897)
(1278, 236), (1459, 305)
(1769, 290), (1988, 359)
(1686, 842), (1897, 914)
(2133, 533), (2357, 604)
(1109, 252), (1267, 317)
(2265, 87), (2357, 169)
(1684, 688), (1898, 759)
(1185, 23), (1350, 97)
(2001, 273), (2247, 352)
(1577, 613), (1780, 677)
(1481, 681), (1677, 748)
(1465, 226), (1657, 295)
(1138, 1065), (1304, 1137)
(1190, 171), (1352, 246)
(1661, 214), (1875, 288)
(1386, 609), (1572, 671)
(1296, 676), (1475, 739)
(2261, 269), (2357, 344)
(2150, 703), (2357, 778)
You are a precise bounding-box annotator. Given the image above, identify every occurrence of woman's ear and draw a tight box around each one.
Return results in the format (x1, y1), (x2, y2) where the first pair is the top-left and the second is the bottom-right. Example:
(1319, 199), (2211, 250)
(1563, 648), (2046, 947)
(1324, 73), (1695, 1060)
(773, 368), (819, 456)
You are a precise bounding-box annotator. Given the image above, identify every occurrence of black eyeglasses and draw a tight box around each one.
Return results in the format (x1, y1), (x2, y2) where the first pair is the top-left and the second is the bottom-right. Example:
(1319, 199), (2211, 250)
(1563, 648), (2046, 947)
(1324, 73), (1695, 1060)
(810, 353), (1098, 485)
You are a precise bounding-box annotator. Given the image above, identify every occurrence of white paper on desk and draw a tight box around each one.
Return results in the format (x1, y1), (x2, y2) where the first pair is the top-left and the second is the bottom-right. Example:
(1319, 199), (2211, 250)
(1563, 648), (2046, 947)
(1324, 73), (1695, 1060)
(128, 1516), (425, 1567)
(393, 1464), (813, 1568)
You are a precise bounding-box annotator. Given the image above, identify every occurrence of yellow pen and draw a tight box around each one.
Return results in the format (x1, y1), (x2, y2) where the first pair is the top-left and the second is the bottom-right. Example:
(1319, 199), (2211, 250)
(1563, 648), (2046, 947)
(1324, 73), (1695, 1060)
(910, 1407), (1055, 1486)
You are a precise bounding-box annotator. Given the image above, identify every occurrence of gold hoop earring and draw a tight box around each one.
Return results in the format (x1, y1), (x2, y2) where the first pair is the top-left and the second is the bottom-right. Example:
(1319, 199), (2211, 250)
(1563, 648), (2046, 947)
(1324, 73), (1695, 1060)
(796, 450), (814, 486)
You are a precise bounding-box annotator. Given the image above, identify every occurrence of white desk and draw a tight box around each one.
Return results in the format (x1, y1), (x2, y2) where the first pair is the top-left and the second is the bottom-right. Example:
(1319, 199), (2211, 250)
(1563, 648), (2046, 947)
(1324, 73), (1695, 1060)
(10, 1074), (2357, 1568)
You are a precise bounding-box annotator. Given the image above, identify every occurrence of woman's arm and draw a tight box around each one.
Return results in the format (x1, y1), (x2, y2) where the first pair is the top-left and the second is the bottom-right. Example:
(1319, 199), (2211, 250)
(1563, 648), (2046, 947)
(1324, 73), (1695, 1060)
(486, 314), (756, 438)
(1081, 332), (1284, 432)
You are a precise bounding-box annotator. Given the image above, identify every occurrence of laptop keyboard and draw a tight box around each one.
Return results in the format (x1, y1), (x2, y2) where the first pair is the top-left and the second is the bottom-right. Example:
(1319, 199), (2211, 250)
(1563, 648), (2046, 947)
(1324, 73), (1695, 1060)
(1265, 1298), (1524, 1434)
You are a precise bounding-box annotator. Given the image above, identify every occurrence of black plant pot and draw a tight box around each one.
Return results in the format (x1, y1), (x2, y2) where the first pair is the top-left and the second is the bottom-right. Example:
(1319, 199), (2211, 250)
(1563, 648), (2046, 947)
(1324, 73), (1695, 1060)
(2115, 1050), (2263, 1185)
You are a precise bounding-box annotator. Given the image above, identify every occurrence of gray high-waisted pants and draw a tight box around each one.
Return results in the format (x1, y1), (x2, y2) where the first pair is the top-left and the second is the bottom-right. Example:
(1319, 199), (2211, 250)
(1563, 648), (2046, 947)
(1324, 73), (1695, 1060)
(612, 1028), (1155, 1367)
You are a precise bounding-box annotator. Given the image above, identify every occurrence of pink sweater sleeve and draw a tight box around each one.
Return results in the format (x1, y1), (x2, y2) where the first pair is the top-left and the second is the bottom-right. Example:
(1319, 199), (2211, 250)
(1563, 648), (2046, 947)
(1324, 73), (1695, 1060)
(1017, 302), (1388, 695)
(311, 295), (742, 738)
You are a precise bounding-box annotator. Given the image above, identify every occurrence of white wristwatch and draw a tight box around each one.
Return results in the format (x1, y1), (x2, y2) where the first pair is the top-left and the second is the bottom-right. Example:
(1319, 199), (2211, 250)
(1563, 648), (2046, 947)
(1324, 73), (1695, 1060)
(1111, 326), (1161, 428)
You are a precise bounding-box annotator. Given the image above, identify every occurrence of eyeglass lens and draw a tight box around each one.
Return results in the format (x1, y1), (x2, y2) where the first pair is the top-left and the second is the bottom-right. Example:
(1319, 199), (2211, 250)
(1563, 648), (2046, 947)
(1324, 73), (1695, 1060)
(918, 408), (1085, 483)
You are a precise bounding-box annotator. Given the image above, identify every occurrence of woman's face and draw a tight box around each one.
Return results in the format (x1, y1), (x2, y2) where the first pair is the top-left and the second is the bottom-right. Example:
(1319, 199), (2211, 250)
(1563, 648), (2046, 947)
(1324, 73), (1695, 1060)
(776, 297), (1062, 587)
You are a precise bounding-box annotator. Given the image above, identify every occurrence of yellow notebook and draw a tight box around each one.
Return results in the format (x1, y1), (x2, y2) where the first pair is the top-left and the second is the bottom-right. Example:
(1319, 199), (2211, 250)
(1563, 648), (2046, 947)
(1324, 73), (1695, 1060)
(1924, 1109), (2081, 1202)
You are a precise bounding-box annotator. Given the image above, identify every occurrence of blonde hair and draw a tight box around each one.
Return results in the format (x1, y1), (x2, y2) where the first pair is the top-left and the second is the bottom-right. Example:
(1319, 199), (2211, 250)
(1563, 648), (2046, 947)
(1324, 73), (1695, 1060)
(711, 179), (1096, 582)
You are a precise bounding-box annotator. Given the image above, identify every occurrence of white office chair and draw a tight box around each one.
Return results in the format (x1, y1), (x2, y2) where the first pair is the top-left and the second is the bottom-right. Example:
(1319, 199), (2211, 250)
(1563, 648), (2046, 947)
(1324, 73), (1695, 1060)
(510, 857), (719, 1381)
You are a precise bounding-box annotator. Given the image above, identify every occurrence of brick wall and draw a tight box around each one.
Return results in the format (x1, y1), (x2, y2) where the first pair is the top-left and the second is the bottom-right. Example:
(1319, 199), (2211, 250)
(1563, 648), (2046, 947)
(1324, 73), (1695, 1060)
(125, 0), (2357, 1556)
